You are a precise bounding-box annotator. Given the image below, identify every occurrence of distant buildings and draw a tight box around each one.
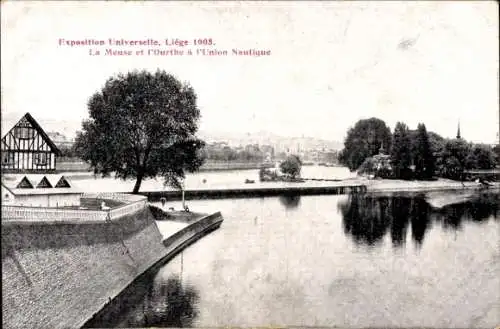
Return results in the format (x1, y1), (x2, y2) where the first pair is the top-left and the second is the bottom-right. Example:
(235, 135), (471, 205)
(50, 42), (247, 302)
(46, 131), (75, 149)
(1, 113), (61, 172)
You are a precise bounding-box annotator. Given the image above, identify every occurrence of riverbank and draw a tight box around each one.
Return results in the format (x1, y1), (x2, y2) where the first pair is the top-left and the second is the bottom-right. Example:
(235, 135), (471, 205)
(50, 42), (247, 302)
(363, 177), (500, 193)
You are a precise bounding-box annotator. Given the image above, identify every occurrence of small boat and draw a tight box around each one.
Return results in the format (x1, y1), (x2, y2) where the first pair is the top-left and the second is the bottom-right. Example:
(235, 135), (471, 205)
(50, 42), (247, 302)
(245, 179), (255, 184)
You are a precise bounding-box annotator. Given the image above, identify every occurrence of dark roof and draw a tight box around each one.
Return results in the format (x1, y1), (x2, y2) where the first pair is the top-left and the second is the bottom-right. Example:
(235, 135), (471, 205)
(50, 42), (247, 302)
(3, 112), (61, 155)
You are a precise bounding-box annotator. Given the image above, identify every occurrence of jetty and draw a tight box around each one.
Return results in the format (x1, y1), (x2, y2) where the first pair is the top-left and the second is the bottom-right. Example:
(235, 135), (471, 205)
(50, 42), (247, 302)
(140, 182), (368, 201)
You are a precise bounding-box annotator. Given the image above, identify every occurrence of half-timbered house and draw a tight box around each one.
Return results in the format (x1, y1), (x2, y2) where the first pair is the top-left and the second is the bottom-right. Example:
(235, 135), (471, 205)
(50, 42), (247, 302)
(1, 113), (61, 172)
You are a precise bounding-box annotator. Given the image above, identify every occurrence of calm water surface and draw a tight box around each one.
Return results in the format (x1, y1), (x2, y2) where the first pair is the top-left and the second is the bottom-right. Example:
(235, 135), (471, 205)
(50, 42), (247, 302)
(95, 192), (499, 328)
(61, 166), (357, 192)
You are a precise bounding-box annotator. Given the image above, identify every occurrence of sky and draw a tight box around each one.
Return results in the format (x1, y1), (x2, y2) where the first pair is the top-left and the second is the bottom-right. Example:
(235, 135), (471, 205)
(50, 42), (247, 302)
(1, 1), (499, 144)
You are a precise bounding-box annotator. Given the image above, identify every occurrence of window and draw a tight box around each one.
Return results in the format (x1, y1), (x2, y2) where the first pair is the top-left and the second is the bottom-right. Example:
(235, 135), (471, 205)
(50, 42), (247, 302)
(37, 176), (53, 188)
(17, 176), (34, 188)
(35, 153), (47, 165)
(14, 127), (34, 140)
(2, 152), (14, 165)
(55, 176), (71, 188)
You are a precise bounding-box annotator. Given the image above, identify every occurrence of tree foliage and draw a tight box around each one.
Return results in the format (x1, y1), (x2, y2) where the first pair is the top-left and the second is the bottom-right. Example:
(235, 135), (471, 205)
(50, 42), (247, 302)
(339, 118), (392, 171)
(465, 144), (497, 170)
(413, 123), (435, 180)
(437, 138), (471, 180)
(493, 144), (500, 165)
(280, 155), (302, 179)
(74, 70), (205, 193)
(390, 122), (412, 179)
(58, 145), (77, 158)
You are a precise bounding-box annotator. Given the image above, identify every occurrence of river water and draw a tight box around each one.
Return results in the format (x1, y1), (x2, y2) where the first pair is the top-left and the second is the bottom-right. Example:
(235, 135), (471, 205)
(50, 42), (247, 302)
(56, 166), (358, 192)
(93, 190), (499, 328)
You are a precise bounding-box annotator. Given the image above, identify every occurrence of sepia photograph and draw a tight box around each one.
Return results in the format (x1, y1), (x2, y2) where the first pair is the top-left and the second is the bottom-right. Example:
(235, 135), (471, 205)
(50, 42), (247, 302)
(1, 1), (499, 328)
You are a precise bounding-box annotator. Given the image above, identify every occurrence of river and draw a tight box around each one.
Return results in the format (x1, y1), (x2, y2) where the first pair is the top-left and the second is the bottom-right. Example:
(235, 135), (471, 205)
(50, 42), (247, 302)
(91, 191), (500, 328)
(55, 166), (358, 192)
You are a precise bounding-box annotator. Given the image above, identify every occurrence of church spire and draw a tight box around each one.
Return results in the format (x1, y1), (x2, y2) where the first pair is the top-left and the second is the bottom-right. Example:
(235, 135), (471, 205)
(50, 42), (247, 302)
(456, 121), (461, 139)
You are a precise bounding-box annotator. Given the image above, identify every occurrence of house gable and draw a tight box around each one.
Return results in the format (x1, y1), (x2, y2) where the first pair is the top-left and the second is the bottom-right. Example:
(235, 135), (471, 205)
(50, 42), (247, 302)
(1, 113), (61, 172)
(37, 176), (53, 188)
(1, 112), (61, 155)
(55, 176), (71, 188)
(17, 176), (34, 188)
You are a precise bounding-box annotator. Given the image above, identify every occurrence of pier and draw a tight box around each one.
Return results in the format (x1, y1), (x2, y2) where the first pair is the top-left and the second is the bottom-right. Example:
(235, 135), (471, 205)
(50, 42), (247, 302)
(140, 183), (368, 201)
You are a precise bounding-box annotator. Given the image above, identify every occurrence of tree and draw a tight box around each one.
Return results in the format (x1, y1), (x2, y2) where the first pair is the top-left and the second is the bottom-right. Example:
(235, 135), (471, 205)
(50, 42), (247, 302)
(427, 131), (446, 157)
(413, 123), (435, 180)
(280, 155), (302, 179)
(339, 118), (392, 171)
(493, 144), (500, 165)
(58, 145), (76, 158)
(391, 122), (412, 179)
(74, 70), (205, 194)
(437, 138), (471, 180)
(466, 144), (497, 170)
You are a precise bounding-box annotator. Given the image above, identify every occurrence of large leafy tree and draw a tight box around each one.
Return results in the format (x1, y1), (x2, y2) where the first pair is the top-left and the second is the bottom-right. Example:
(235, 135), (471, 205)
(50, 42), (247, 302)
(339, 118), (392, 171)
(437, 138), (471, 180)
(413, 123), (435, 180)
(465, 144), (497, 170)
(391, 122), (412, 179)
(280, 155), (302, 179)
(427, 131), (446, 157)
(74, 70), (206, 194)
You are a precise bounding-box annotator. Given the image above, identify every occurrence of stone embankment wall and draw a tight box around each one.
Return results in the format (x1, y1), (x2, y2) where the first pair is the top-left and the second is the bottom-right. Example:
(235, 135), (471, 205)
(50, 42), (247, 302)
(2, 205), (166, 329)
(2, 189), (224, 329)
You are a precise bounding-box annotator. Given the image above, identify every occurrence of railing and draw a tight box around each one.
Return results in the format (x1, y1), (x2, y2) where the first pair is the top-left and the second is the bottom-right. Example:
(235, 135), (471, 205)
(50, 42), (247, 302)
(82, 193), (147, 203)
(2, 193), (148, 223)
(108, 199), (147, 220)
(1, 206), (107, 222)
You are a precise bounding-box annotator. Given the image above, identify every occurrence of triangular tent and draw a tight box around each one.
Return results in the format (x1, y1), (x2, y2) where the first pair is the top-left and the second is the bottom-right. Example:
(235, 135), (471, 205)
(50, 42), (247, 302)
(36, 176), (53, 188)
(55, 176), (71, 188)
(16, 176), (34, 188)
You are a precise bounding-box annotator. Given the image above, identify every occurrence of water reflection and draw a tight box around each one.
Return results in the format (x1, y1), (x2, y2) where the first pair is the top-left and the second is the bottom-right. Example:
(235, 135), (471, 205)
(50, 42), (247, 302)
(141, 276), (199, 327)
(88, 192), (500, 328)
(118, 275), (199, 328)
(339, 195), (391, 246)
(339, 193), (499, 248)
(278, 194), (301, 209)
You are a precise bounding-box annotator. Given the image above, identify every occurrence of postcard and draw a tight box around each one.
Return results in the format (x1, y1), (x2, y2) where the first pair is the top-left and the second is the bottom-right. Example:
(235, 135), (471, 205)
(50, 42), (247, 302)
(1, 1), (499, 329)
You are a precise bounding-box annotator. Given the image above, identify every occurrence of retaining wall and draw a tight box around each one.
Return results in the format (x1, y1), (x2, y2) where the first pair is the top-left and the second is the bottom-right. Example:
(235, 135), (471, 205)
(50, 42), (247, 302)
(1, 202), (222, 329)
(2, 206), (166, 329)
